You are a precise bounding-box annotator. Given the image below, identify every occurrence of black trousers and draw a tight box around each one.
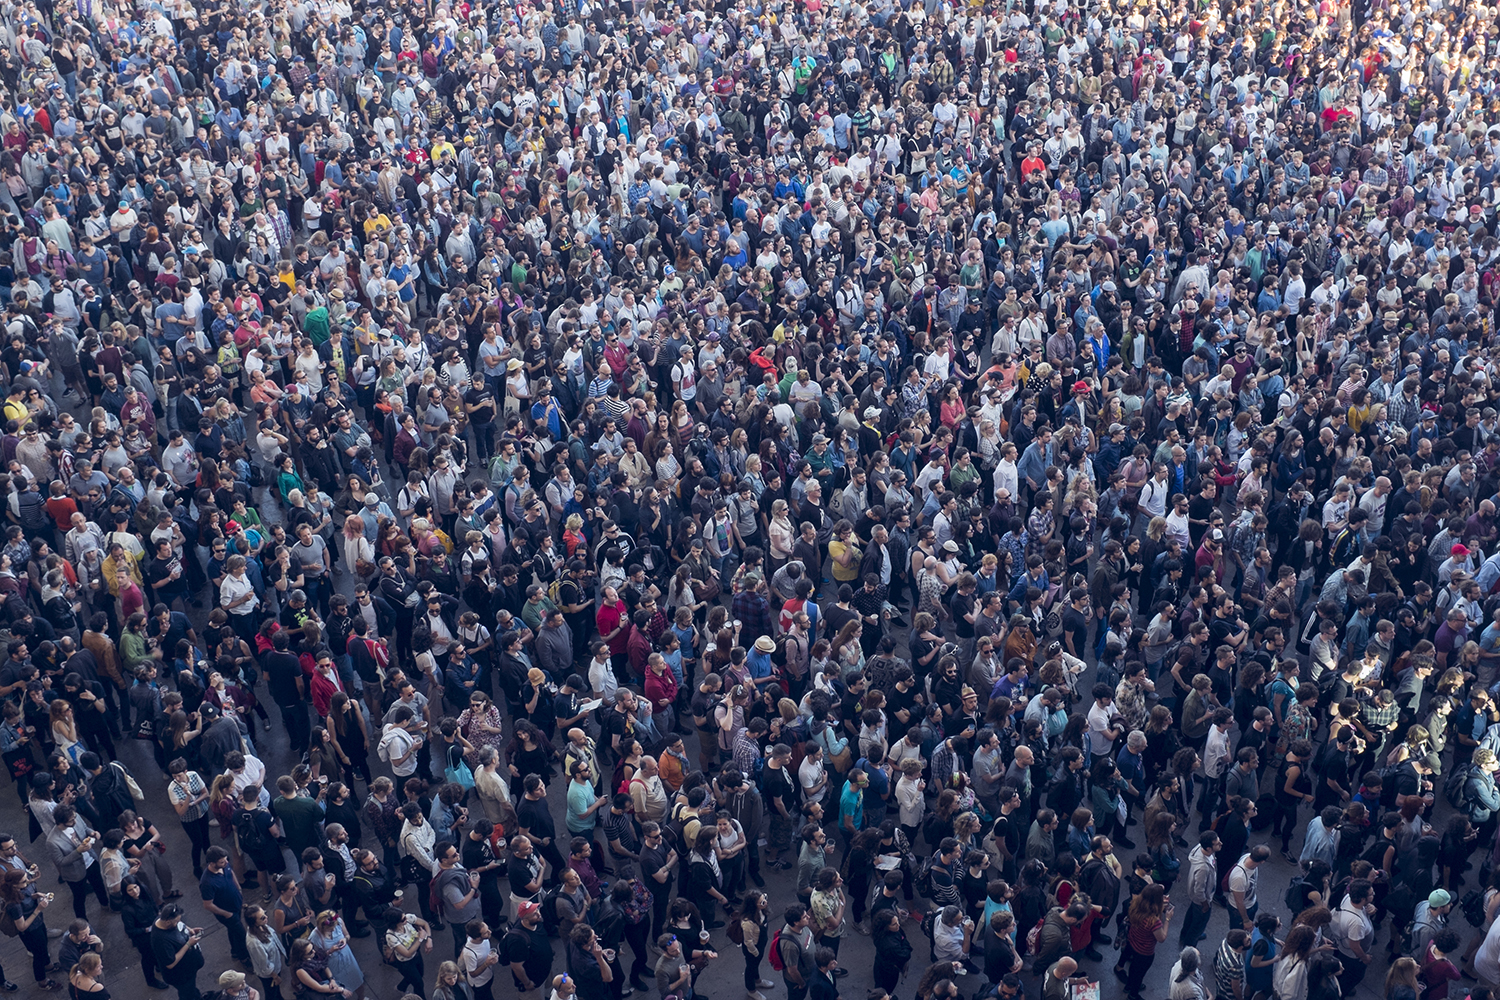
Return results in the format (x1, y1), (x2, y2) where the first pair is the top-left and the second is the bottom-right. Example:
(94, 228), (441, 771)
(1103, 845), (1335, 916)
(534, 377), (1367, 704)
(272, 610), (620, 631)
(65, 863), (109, 918)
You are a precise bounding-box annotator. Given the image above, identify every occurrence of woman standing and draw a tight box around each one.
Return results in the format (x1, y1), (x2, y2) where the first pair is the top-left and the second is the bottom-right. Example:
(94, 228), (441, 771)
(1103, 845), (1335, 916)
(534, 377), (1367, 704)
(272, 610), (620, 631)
(66, 952), (106, 1000)
(687, 829), (730, 929)
(1115, 882), (1170, 1000)
(871, 908), (913, 997)
(381, 908), (433, 998)
(1272, 926), (1318, 1000)
(308, 911), (364, 1000)
(737, 890), (773, 1000)
(288, 938), (350, 1000)
(245, 904), (288, 1000)
(119, 877), (169, 990)
(166, 759), (212, 878)
(1, 868), (58, 991)
(119, 811), (176, 901)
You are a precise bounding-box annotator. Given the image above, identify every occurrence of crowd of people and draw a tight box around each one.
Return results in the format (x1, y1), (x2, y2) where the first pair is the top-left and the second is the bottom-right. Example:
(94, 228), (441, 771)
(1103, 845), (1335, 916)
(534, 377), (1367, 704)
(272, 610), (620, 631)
(2, 2), (1500, 1000)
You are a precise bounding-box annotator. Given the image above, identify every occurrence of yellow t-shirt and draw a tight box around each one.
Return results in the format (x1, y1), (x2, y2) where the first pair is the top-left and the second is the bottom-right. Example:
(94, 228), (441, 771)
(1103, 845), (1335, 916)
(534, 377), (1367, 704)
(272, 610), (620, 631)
(828, 538), (861, 582)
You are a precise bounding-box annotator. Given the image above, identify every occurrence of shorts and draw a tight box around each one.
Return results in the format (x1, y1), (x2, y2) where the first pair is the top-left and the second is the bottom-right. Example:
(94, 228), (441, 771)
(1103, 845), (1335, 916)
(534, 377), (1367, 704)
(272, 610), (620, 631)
(769, 813), (795, 851)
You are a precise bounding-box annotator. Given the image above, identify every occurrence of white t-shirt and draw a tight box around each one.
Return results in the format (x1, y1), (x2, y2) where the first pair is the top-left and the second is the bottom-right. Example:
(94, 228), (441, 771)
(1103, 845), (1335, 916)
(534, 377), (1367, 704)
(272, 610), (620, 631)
(798, 757), (827, 804)
(462, 937), (494, 987)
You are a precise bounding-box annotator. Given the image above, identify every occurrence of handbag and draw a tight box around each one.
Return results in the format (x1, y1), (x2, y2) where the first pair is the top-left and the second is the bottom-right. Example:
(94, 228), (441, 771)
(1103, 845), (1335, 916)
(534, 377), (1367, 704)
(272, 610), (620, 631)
(113, 761), (145, 802)
(445, 746), (476, 791)
(696, 574), (721, 602)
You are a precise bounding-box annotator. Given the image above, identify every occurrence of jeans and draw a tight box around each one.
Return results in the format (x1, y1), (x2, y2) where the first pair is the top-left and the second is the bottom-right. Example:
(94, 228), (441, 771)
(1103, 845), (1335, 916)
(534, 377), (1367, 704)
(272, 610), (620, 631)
(744, 948), (763, 990)
(1120, 943), (1156, 997)
(278, 701), (311, 754)
(1229, 901), (1259, 930)
(785, 977), (809, 1000)
(1179, 900), (1212, 946)
(217, 914), (249, 961)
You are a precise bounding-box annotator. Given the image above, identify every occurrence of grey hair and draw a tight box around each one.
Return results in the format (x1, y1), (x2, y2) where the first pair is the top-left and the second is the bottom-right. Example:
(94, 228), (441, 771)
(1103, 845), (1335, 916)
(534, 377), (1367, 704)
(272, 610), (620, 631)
(1175, 947), (1200, 981)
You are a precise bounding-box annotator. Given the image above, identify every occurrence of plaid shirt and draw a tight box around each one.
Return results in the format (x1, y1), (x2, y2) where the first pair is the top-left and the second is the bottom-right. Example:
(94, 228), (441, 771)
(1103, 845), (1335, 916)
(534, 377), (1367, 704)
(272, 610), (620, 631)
(731, 588), (774, 639)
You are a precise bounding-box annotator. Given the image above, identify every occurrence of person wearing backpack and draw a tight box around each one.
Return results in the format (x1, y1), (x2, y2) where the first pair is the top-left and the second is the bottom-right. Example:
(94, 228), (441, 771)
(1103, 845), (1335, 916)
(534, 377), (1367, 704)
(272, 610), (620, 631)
(233, 786), (285, 884)
(773, 904), (818, 1000)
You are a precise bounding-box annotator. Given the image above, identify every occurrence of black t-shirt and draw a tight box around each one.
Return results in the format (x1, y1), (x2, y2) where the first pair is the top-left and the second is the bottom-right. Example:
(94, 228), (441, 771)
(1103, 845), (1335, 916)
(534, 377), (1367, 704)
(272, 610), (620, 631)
(464, 386), (496, 424)
(761, 762), (797, 815)
(502, 923), (554, 988)
(950, 591), (976, 638)
(263, 650), (304, 705)
(516, 796), (556, 843)
(1061, 606), (1090, 656)
(150, 922), (204, 982)
(640, 841), (673, 889)
(506, 852), (541, 896)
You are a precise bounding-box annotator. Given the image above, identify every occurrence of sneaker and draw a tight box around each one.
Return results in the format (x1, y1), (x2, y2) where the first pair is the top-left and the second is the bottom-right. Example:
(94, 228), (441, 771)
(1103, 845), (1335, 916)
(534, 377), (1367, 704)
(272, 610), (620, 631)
(749, 992), (768, 1000)
(0, 981), (16, 992)
(855, 922), (871, 935)
(37, 981), (59, 992)
(1281, 850), (1298, 864)
(147, 983), (171, 991)
(751, 874), (765, 888)
(757, 981), (775, 989)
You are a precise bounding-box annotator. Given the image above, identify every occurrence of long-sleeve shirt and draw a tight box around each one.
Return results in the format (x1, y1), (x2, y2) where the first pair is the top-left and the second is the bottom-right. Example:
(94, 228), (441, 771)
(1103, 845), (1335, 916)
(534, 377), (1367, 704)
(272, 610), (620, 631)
(399, 818), (437, 873)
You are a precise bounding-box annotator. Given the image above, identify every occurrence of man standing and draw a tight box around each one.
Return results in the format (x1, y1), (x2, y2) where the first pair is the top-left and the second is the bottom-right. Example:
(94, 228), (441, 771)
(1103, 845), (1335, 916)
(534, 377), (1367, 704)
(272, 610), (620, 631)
(433, 841), (483, 958)
(501, 900), (553, 1000)
(151, 903), (206, 1000)
(777, 904), (819, 1000)
(198, 847), (249, 963)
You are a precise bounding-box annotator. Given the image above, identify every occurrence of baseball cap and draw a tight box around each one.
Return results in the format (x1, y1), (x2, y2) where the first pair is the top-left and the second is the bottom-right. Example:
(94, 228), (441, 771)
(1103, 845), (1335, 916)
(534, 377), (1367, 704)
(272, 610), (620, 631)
(1453, 544), (1471, 556)
(517, 901), (541, 918)
(1430, 889), (1454, 908)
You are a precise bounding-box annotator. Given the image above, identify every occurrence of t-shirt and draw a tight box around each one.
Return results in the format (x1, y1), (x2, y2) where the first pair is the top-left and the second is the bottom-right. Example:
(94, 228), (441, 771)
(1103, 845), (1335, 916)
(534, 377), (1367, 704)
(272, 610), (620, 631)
(516, 797), (556, 844)
(1062, 606), (1090, 656)
(501, 923), (553, 988)
(566, 780), (597, 835)
(462, 937), (495, 986)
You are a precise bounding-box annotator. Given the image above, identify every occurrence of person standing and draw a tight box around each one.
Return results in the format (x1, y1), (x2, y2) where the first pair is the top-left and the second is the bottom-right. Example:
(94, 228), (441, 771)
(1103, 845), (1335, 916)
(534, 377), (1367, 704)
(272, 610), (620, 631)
(151, 903), (206, 1000)
(198, 847), (249, 963)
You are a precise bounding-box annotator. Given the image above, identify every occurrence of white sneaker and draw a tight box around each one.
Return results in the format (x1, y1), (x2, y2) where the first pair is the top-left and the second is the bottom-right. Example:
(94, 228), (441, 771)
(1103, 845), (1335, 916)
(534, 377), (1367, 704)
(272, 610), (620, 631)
(749, 991), (768, 1000)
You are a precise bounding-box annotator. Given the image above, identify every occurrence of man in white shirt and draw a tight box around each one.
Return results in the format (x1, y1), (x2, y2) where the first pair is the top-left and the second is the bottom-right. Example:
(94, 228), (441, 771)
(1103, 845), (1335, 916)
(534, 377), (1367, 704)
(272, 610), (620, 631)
(798, 745), (828, 807)
(1085, 684), (1123, 763)
(1200, 708), (1233, 831)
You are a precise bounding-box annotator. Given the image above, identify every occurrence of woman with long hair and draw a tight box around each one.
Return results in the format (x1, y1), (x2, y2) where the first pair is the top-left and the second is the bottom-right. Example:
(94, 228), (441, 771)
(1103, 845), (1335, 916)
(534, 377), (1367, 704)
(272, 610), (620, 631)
(1, 867), (57, 990)
(288, 937), (350, 1000)
(381, 907), (432, 998)
(120, 877), (168, 989)
(1272, 924), (1319, 1000)
(871, 907), (914, 996)
(737, 889), (773, 1000)
(67, 951), (105, 1000)
(245, 903), (288, 1000)
(308, 910), (365, 1000)
(1115, 882), (1170, 1000)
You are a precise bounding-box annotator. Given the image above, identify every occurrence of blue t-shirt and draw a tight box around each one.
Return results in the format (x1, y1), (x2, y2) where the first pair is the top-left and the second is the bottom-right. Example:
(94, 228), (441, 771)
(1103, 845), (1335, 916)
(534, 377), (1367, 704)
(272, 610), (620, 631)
(199, 867), (243, 917)
(388, 263), (415, 302)
(839, 783), (864, 832)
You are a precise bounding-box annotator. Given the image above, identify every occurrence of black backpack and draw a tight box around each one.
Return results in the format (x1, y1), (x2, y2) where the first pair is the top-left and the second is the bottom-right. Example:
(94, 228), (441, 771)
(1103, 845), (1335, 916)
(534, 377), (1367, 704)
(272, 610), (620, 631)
(540, 883), (565, 937)
(234, 808), (270, 857)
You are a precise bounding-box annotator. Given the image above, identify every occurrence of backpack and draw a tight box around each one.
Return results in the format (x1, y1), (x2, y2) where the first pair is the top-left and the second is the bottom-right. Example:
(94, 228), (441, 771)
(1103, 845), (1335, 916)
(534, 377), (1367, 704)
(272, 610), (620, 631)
(1446, 762), (1479, 811)
(1024, 916), (1045, 954)
(1283, 875), (1309, 915)
(767, 928), (786, 972)
(915, 854), (938, 899)
(726, 915), (745, 945)
(540, 883), (565, 937)
(234, 808), (269, 856)
(1461, 888), (1489, 927)
(547, 577), (564, 606)
(0, 907), (16, 937)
